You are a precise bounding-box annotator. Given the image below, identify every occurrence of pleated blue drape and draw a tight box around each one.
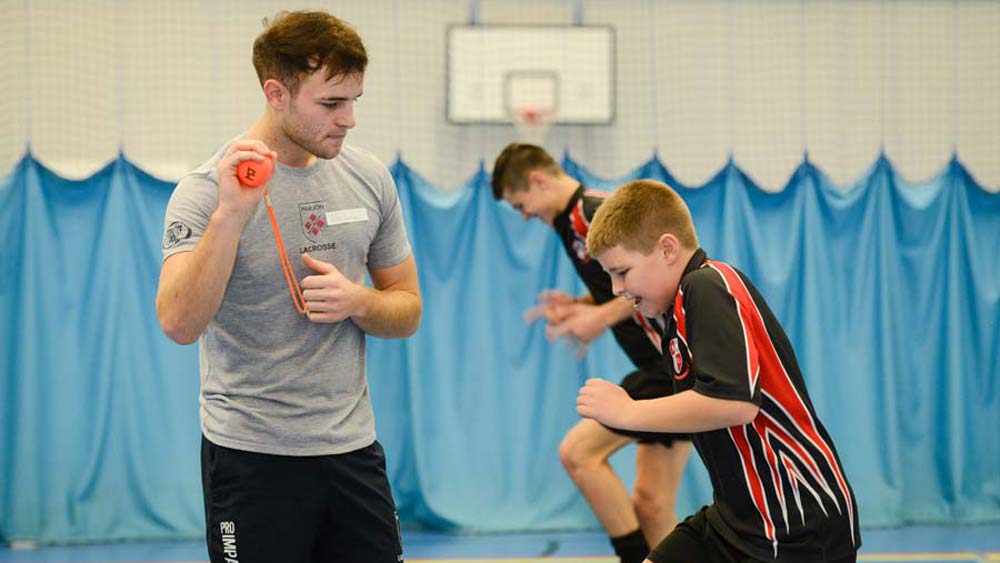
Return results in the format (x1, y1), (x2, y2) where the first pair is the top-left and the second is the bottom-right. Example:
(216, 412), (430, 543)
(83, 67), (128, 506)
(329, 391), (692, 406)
(1, 153), (997, 543)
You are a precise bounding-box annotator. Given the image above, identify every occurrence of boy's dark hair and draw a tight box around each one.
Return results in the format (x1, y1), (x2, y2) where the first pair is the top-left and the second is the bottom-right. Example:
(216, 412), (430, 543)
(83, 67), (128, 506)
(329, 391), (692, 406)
(490, 143), (562, 200)
(252, 11), (367, 95)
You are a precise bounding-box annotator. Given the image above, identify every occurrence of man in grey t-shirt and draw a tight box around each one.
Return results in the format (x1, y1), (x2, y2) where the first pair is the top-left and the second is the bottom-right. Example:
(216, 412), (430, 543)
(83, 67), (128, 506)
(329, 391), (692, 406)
(156, 11), (421, 563)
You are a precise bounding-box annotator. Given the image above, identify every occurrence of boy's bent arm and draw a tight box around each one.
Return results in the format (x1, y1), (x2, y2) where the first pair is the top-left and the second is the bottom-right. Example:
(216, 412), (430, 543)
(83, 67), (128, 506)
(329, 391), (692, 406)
(577, 378), (759, 433)
(628, 389), (760, 432)
(156, 210), (247, 345)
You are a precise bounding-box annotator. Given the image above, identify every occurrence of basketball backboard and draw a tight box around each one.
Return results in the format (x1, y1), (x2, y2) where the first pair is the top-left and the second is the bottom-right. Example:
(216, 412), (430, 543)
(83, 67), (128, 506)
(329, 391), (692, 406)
(447, 25), (615, 125)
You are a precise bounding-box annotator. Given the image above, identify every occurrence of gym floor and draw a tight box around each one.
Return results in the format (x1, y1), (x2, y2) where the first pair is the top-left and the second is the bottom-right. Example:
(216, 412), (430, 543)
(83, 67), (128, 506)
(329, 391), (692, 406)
(1, 525), (998, 563)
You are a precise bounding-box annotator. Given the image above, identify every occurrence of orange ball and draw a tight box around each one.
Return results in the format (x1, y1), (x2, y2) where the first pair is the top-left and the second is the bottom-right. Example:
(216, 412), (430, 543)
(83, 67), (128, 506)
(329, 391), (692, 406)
(236, 156), (274, 188)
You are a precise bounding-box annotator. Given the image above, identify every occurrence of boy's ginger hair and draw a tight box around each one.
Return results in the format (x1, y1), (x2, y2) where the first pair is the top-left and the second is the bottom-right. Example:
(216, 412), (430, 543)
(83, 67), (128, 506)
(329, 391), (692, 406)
(587, 179), (699, 256)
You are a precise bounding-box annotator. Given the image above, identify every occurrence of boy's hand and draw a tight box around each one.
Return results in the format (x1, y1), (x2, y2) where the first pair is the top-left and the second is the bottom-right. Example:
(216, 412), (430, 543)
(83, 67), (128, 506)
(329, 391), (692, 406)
(523, 290), (607, 360)
(576, 378), (634, 428)
(538, 289), (576, 306)
(545, 303), (605, 345)
(523, 288), (576, 324)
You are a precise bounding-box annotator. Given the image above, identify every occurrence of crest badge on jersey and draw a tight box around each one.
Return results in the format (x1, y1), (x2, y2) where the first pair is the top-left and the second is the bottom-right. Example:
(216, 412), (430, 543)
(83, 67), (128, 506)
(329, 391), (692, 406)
(299, 201), (327, 243)
(668, 337), (690, 380)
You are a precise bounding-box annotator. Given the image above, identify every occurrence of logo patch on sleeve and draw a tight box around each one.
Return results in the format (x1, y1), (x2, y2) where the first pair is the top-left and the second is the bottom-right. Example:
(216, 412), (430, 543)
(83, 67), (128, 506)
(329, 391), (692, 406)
(162, 221), (192, 249)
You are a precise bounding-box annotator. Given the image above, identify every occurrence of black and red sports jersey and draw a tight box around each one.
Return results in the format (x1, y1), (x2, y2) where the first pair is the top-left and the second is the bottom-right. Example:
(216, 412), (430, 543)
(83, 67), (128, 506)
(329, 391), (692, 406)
(552, 186), (663, 368)
(663, 249), (860, 561)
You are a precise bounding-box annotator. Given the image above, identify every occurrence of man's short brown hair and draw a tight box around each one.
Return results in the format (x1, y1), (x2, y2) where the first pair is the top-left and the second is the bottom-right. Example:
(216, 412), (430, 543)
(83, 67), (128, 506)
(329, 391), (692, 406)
(490, 143), (563, 200)
(587, 180), (699, 257)
(252, 10), (367, 95)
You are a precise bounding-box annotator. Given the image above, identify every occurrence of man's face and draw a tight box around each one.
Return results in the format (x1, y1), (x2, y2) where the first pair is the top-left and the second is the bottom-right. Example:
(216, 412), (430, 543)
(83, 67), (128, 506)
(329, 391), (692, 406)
(503, 183), (557, 225)
(597, 243), (679, 317)
(281, 70), (363, 160)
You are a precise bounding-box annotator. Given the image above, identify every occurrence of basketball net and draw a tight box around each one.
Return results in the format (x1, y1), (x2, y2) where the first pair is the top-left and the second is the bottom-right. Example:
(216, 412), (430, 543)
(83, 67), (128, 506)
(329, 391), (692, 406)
(512, 106), (555, 146)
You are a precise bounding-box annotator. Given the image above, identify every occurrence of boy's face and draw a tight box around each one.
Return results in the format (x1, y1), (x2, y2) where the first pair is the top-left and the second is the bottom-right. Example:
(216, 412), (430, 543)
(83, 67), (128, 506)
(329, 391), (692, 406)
(597, 240), (682, 317)
(503, 181), (559, 225)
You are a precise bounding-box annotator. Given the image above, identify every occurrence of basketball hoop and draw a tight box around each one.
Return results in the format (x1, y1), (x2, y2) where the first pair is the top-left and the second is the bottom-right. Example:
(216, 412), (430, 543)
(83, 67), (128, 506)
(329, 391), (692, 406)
(512, 106), (556, 146)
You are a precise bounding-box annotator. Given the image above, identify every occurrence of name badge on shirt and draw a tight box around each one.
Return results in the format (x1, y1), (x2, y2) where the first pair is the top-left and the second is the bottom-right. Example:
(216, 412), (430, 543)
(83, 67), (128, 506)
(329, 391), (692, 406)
(326, 208), (368, 226)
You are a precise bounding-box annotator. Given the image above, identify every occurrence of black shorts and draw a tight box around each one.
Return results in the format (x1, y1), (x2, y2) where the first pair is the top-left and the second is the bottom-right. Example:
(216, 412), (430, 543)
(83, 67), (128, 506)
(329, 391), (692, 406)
(602, 365), (690, 446)
(201, 436), (403, 563)
(649, 506), (857, 563)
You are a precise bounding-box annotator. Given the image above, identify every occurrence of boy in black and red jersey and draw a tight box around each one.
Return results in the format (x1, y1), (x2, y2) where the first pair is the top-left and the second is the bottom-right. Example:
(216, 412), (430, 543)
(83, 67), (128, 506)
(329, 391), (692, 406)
(579, 179), (860, 563)
(492, 144), (693, 563)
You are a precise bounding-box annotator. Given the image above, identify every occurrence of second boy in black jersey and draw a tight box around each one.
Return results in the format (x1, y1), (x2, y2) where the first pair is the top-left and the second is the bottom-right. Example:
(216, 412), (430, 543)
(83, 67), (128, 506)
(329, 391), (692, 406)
(491, 143), (693, 563)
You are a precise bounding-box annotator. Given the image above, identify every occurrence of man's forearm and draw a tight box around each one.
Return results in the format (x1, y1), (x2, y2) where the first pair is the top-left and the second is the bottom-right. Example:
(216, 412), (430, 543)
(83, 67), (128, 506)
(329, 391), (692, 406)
(156, 211), (245, 344)
(351, 287), (422, 338)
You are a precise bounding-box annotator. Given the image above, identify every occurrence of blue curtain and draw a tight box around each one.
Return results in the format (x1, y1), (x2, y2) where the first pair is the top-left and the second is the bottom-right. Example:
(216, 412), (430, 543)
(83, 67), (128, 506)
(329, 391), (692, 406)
(1, 152), (998, 543)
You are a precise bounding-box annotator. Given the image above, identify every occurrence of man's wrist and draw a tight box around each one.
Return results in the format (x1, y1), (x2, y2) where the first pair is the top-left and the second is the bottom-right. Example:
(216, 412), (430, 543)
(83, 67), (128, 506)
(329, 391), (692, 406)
(349, 284), (374, 321)
(210, 207), (251, 231)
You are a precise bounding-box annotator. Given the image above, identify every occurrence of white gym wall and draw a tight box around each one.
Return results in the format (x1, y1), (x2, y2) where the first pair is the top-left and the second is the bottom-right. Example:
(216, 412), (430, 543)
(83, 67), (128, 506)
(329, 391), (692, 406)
(1, 0), (997, 191)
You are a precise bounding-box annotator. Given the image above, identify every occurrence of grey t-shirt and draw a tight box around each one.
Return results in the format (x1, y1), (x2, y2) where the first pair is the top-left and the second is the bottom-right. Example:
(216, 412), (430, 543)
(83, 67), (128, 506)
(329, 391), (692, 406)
(162, 141), (412, 456)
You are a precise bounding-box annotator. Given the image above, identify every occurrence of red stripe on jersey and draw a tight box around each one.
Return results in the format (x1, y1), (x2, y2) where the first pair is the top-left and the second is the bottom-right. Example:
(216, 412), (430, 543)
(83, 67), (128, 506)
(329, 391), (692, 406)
(778, 452), (808, 526)
(634, 313), (662, 354)
(570, 200), (590, 238)
(673, 288), (688, 344)
(756, 407), (841, 509)
(707, 261), (856, 546)
(672, 288), (693, 379)
(779, 453), (806, 527)
(729, 426), (778, 556)
(702, 264), (760, 395)
(753, 423), (789, 533)
(778, 451), (830, 525)
(752, 409), (851, 536)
